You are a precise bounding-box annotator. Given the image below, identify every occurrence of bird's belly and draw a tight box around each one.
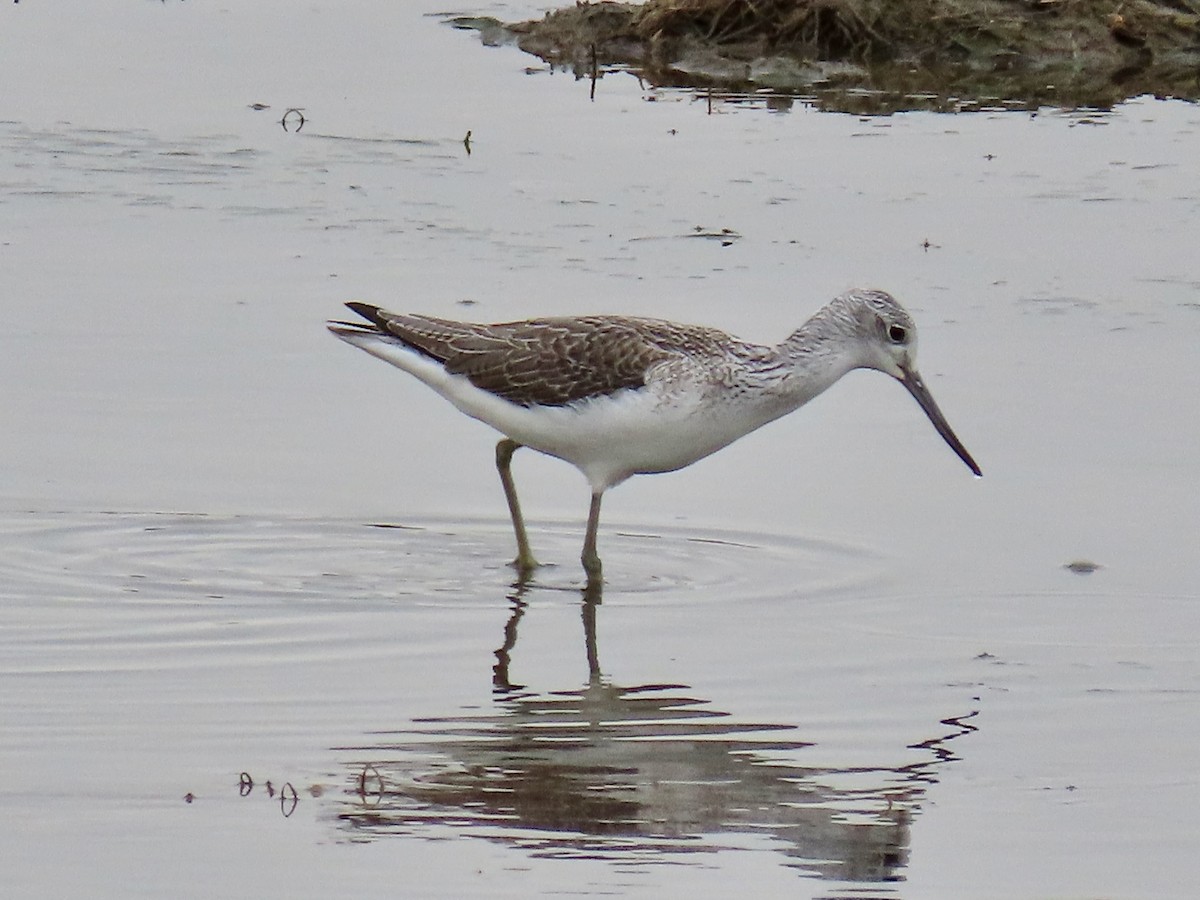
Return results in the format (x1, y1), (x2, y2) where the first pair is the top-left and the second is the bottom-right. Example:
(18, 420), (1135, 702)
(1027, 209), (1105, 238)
(507, 390), (769, 491)
(336, 337), (783, 489)
(416, 364), (778, 491)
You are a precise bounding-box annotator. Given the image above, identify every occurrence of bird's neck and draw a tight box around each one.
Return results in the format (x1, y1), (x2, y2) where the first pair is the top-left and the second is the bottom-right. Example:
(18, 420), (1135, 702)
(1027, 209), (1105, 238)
(771, 305), (864, 408)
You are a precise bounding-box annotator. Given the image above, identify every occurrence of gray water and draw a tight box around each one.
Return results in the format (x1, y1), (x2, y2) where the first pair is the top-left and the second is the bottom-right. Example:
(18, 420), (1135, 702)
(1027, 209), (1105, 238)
(2, 2), (1199, 898)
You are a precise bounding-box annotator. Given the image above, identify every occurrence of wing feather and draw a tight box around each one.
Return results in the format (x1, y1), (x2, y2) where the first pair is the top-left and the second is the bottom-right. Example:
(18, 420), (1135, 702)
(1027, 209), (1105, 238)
(345, 303), (736, 407)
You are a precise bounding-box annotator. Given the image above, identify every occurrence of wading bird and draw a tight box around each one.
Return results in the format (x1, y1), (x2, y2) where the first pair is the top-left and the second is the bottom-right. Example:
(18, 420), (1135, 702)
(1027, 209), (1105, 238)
(328, 289), (980, 587)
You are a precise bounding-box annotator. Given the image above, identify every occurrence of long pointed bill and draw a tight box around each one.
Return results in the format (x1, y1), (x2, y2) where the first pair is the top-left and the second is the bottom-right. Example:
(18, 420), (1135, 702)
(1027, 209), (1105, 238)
(898, 365), (982, 476)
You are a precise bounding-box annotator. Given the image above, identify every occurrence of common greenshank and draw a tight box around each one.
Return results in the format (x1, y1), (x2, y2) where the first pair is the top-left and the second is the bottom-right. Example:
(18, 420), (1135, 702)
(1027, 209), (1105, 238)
(328, 289), (980, 586)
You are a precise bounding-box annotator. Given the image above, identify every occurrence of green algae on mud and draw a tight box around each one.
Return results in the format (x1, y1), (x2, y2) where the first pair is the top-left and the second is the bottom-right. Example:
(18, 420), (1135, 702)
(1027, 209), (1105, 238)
(451, 0), (1200, 112)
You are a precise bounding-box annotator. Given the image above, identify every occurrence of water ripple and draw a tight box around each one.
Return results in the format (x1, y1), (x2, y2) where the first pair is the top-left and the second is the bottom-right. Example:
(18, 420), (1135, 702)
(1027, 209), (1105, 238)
(0, 509), (884, 610)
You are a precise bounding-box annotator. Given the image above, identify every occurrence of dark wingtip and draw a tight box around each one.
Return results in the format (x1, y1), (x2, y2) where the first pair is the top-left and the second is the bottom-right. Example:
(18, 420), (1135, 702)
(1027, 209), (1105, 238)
(345, 301), (385, 326)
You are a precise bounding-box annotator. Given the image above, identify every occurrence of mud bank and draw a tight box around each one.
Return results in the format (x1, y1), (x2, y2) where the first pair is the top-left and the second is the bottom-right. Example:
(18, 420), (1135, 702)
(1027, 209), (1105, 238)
(455, 0), (1200, 111)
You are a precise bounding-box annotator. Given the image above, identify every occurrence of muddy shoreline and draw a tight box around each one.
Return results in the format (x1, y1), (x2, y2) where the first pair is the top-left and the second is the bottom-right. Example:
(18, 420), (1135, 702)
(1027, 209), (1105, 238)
(455, 0), (1200, 112)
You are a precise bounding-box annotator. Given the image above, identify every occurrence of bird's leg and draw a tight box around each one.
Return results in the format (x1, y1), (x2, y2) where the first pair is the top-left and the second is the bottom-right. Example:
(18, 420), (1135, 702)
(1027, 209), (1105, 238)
(495, 439), (538, 576)
(581, 490), (604, 588)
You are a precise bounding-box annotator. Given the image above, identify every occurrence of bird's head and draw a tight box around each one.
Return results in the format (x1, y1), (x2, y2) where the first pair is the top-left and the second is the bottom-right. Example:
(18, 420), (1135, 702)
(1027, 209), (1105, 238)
(838, 289), (982, 477)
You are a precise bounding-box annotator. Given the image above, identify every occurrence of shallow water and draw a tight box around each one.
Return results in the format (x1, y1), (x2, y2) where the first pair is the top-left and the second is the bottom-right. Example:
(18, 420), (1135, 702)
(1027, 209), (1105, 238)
(2, 2), (1199, 898)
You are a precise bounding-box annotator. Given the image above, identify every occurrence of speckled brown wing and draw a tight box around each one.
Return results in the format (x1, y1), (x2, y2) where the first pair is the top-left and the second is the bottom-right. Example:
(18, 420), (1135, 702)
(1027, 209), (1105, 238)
(346, 303), (731, 407)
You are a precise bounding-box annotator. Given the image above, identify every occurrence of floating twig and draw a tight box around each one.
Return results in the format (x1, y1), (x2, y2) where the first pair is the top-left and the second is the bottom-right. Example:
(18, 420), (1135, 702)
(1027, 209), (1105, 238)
(589, 43), (598, 101)
(279, 782), (298, 817)
(357, 764), (384, 804)
(281, 108), (306, 133)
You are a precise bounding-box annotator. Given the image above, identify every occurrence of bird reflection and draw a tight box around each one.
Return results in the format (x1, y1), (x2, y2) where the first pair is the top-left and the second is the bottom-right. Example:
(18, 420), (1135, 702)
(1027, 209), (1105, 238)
(493, 579), (601, 692)
(333, 582), (977, 883)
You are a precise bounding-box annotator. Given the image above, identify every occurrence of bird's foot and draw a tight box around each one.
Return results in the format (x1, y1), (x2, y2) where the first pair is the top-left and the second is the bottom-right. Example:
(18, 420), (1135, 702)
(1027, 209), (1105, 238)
(509, 553), (540, 583)
(582, 578), (604, 605)
(582, 553), (603, 593)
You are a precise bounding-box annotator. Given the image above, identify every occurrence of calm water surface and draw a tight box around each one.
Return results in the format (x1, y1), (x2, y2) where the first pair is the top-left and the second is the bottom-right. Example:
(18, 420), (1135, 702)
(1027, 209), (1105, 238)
(1, 2), (1198, 898)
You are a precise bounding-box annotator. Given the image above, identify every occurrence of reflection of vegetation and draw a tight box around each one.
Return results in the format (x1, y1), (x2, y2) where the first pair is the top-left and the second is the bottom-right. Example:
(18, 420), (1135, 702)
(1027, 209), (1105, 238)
(452, 0), (1200, 112)
(331, 590), (979, 882)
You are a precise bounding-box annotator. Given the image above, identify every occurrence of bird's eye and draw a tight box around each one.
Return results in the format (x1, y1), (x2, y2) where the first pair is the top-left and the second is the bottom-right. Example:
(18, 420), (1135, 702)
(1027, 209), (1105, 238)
(887, 324), (907, 344)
